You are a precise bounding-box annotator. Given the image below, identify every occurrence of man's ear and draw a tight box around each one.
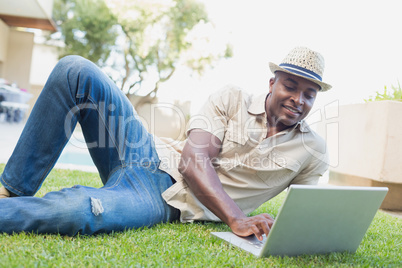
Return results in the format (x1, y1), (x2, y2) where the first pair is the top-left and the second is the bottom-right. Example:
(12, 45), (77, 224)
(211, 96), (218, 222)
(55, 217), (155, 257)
(269, 77), (275, 93)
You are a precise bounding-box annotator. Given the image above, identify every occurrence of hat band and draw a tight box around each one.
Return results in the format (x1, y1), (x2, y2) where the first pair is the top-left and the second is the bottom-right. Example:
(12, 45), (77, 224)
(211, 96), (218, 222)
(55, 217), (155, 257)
(279, 63), (322, 82)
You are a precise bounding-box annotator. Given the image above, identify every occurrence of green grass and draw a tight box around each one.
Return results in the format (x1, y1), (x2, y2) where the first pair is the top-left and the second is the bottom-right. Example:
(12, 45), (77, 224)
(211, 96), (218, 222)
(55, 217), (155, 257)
(0, 164), (401, 267)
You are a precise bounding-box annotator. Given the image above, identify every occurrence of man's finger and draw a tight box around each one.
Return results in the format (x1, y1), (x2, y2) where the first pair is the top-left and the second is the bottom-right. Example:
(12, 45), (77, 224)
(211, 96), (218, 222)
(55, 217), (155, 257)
(261, 213), (275, 227)
(251, 225), (263, 241)
(262, 213), (275, 221)
(259, 220), (271, 237)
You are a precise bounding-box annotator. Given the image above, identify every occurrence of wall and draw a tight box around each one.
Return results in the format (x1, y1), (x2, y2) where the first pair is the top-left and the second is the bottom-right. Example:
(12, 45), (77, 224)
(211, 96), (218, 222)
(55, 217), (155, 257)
(4, 29), (34, 90)
(130, 97), (191, 140)
(0, 19), (10, 77)
(30, 42), (58, 86)
(28, 42), (59, 115)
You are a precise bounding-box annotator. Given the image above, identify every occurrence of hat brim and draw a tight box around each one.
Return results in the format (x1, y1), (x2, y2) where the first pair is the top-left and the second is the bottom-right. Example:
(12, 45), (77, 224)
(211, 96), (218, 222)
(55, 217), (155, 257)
(269, 62), (332, 92)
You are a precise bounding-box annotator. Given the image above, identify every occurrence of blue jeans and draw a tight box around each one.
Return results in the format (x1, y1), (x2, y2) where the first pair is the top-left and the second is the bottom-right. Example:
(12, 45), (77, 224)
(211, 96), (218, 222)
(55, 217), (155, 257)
(0, 56), (179, 236)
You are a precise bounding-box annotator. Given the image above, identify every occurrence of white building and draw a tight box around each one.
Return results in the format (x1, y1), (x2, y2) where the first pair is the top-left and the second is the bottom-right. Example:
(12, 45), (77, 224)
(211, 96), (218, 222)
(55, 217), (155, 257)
(0, 0), (58, 118)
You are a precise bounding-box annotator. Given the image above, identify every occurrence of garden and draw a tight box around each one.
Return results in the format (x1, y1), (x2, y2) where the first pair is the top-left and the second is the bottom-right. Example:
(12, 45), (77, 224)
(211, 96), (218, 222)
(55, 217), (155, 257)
(0, 165), (401, 267)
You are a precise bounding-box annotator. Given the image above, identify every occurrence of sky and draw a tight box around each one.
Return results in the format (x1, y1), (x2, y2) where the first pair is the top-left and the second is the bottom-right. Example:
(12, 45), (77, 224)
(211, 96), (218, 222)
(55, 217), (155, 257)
(155, 0), (402, 115)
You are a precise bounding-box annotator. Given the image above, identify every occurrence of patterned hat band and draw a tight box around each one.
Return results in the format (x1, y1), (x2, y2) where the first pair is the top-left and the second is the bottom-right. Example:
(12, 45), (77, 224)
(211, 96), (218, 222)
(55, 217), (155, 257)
(279, 63), (322, 82)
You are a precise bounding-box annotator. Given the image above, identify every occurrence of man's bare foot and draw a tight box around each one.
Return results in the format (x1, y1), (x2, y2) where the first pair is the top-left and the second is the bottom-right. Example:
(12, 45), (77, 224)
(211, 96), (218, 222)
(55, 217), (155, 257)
(0, 186), (10, 199)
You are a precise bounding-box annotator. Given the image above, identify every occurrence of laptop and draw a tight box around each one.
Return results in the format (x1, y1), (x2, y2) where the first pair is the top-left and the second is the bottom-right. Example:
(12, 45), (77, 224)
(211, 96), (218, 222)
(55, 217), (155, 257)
(211, 185), (388, 257)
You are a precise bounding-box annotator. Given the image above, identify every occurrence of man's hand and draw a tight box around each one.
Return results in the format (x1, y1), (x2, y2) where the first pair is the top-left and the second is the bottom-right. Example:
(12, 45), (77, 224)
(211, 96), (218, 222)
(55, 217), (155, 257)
(229, 214), (275, 241)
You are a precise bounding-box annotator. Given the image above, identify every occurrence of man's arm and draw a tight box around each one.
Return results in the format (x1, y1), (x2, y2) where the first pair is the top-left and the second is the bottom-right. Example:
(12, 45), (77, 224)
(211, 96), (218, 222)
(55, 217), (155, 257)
(178, 129), (274, 241)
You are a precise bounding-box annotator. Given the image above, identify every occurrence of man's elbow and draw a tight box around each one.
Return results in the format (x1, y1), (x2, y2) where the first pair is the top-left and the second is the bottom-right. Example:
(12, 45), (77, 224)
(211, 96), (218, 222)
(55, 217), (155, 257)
(178, 152), (200, 178)
(178, 149), (211, 178)
(178, 156), (190, 176)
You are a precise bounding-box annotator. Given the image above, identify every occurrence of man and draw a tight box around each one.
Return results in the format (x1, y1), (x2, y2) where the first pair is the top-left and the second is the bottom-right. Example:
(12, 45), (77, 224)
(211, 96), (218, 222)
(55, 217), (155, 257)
(0, 47), (331, 238)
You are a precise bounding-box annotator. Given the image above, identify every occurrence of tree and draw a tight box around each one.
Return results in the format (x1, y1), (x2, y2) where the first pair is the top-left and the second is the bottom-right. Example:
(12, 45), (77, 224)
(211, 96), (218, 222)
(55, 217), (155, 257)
(52, 0), (119, 66)
(51, 0), (232, 106)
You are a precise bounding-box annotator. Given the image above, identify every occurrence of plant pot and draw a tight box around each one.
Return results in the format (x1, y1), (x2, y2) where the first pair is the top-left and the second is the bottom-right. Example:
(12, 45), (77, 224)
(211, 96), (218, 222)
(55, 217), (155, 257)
(319, 101), (402, 210)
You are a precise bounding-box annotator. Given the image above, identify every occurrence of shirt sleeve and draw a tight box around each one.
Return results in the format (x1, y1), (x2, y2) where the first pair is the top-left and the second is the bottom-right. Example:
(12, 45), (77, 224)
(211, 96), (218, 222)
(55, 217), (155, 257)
(186, 85), (244, 142)
(290, 144), (330, 185)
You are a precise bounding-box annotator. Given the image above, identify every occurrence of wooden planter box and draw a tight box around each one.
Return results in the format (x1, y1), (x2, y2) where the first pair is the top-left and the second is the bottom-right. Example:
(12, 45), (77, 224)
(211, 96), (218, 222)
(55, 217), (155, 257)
(321, 101), (402, 210)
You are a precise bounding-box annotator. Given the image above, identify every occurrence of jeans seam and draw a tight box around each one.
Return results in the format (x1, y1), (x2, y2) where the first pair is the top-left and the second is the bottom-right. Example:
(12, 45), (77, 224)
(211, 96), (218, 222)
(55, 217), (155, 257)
(102, 165), (125, 189)
(87, 95), (125, 166)
(0, 177), (22, 195)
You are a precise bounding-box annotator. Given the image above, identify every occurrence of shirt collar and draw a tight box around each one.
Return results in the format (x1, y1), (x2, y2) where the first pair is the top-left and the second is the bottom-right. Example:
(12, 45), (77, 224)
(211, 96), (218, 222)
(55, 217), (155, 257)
(294, 120), (311, 133)
(247, 92), (311, 133)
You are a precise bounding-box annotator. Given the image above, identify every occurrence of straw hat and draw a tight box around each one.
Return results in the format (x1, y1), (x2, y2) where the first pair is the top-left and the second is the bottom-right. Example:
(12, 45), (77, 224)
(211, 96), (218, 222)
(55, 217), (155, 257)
(269, 47), (332, 91)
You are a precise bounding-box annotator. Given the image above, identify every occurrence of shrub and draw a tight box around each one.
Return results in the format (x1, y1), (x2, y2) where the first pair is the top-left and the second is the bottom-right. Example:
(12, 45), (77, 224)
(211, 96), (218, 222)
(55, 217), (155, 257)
(365, 81), (402, 102)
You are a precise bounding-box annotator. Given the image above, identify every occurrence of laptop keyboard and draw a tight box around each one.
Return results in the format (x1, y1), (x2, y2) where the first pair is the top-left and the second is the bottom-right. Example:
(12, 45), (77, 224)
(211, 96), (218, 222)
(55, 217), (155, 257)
(247, 235), (267, 249)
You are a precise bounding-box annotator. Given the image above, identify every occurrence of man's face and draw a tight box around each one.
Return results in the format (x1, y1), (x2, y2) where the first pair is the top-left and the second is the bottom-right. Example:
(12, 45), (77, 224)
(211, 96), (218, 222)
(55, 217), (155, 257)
(266, 71), (320, 128)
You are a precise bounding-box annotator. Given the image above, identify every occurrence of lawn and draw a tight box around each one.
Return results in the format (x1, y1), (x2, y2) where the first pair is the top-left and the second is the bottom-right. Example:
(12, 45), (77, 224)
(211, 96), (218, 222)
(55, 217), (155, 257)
(0, 164), (401, 267)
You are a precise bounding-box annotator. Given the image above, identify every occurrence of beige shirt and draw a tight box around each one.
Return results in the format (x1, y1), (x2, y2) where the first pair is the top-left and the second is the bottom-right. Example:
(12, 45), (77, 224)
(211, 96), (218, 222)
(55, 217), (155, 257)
(154, 85), (329, 222)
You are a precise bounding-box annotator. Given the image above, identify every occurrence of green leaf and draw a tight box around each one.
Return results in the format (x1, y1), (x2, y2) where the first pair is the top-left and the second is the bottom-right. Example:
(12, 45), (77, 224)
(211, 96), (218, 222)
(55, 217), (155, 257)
(365, 82), (402, 102)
